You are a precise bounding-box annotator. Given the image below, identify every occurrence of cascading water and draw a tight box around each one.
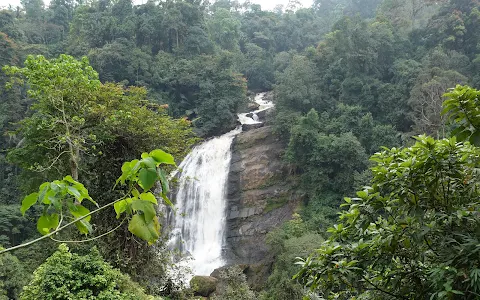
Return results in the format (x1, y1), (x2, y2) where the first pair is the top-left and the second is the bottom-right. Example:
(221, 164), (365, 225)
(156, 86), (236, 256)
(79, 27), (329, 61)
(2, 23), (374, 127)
(168, 93), (272, 276)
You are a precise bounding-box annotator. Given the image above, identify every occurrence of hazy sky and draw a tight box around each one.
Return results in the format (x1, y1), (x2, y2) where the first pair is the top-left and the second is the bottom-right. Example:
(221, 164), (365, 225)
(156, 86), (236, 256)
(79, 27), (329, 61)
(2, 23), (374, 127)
(0, 0), (314, 11)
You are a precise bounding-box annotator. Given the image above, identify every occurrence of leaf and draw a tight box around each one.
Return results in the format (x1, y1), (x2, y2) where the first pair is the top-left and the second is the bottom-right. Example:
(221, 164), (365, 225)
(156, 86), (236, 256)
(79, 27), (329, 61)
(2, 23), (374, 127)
(75, 219), (93, 235)
(21, 192), (38, 215)
(131, 200), (156, 223)
(46, 189), (62, 210)
(470, 130), (480, 146)
(141, 157), (157, 169)
(67, 186), (81, 200)
(161, 193), (173, 208)
(149, 149), (175, 165)
(37, 214), (59, 235)
(68, 204), (91, 222)
(139, 192), (158, 204)
(128, 214), (161, 245)
(139, 167), (157, 191)
(457, 129), (471, 142)
(38, 182), (50, 204)
(63, 175), (76, 184)
(157, 168), (170, 194)
(114, 198), (132, 218)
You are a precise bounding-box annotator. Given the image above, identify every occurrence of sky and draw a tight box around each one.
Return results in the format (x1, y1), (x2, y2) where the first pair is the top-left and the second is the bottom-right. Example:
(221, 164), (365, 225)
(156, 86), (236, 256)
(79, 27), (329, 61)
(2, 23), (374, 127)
(0, 0), (314, 11)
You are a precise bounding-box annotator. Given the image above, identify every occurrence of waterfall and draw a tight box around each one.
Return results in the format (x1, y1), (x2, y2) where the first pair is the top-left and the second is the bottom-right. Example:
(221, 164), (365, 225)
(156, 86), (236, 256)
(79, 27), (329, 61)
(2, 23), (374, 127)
(168, 93), (272, 276)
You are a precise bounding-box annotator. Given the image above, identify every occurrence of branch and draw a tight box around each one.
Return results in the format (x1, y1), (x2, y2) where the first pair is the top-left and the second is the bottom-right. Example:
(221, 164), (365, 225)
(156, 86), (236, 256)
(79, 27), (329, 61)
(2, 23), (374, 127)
(49, 218), (126, 244)
(362, 275), (408, 300)
(33, 150), (69, 173)
(0, 195), (128, 255)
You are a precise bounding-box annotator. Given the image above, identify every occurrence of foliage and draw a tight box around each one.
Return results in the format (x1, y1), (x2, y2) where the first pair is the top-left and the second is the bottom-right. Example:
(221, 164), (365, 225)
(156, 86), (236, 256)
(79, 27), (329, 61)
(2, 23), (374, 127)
(20, 244), (152, 300)
(211, 266), (257, 300)
(0, 250), (28, 300)
(0, 204), (36, 247)
(296, 134), (480, 299)
(261, 215), (323, 300)
(443, 85), (480, 145)
(286, 109), (369, 197)
(15, 148), (174, 245)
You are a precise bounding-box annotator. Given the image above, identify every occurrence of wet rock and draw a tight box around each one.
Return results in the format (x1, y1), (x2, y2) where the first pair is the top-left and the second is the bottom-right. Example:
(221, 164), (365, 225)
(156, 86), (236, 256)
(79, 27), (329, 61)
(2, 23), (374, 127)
(242, 123), (264, 132)
(247, 102), (260, 112)
(190, 276), (218, 297)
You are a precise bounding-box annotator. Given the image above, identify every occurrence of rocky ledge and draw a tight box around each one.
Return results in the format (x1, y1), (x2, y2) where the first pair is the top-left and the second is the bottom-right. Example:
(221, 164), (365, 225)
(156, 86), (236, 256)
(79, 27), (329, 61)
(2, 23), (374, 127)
(223, 124), (302, 289)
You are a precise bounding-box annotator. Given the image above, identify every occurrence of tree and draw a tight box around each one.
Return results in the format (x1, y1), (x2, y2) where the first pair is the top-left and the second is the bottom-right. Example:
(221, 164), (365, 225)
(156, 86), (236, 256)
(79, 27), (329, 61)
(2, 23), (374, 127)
(409, 67), (467, 137)
(295, 85), (480, 299)
(4, 54), (102, 181)
(275, 55), (322, 113)
(286, 109), (368, 196)
(207, 8), (241, 51)
(211, 266), (257, 300)
(0, 251), (27, 300)
(20, 244), (151, 300)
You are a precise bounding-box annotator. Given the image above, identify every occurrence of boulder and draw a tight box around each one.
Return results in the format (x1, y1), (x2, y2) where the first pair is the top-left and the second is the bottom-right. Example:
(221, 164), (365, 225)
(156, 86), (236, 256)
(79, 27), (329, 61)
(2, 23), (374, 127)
(247, 102), (260, 112)
(242, 123), (264, 132)
(190, 276), (218, 297)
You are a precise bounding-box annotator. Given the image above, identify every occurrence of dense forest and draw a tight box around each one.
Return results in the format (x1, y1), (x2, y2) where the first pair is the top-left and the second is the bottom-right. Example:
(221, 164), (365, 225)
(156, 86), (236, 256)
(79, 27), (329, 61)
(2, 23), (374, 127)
(0, 0), (479, 299)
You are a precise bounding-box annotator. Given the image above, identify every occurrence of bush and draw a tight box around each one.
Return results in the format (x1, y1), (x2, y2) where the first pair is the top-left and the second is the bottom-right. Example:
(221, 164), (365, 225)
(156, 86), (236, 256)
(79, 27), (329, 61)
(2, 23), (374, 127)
(21, 244), (152, 300)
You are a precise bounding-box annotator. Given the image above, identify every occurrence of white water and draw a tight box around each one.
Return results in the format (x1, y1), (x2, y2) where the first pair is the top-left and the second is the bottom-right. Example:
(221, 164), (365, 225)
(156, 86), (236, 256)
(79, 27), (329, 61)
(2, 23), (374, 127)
(168, 93), (272, 276)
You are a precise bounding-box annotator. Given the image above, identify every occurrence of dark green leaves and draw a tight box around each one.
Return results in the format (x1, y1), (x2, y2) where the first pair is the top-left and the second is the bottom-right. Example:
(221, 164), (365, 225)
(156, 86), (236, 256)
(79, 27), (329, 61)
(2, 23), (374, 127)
(443, 85), (480, 146)
(296, 133), (480, 299)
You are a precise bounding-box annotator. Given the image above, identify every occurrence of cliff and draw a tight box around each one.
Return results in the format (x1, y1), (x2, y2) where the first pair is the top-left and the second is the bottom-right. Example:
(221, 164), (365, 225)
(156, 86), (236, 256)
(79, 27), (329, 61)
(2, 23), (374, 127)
(222, 118), (302, 289)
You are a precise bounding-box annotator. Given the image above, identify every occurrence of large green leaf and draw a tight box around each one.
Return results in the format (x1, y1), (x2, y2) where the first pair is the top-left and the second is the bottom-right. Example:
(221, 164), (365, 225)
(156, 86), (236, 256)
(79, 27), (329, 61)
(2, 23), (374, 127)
(128, 214), (160, 245)
(139, 192), (158, 204)
(75, 219), (93, 235)
(66, 185), (81, 200)
(149, 149), (175, 165)
(21, 192), (38, 215)
(139, 167), (157, 191)
(38, 182), (50, 204)
(157, 168), (170, 195)
(114, 198), (132, 218)
(131, 200), (156, 223)
(141, 157), (157, 169)
(46, 189), (62, 210)
(37, 214), (59, 235)
(68, 204), (91, 222)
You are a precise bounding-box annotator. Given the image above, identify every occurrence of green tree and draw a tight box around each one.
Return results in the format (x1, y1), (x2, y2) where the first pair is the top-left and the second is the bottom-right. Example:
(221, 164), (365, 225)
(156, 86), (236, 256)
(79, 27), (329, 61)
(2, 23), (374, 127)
(211, 266), (257, 300)
(20, 244), (151, 300)
(0, 251), (27, 300)
(295, 86), (480, 299)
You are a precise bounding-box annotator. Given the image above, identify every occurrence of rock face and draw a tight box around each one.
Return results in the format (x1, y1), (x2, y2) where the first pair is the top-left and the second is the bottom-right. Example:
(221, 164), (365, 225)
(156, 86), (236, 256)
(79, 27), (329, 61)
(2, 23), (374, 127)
(190, 276), (218, 297)
(224, 123), (301, 288)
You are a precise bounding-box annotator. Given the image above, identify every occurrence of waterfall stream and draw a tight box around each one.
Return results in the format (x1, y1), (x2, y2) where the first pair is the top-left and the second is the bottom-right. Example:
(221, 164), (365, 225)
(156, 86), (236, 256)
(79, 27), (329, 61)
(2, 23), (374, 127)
(167, 93), (272, 276)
